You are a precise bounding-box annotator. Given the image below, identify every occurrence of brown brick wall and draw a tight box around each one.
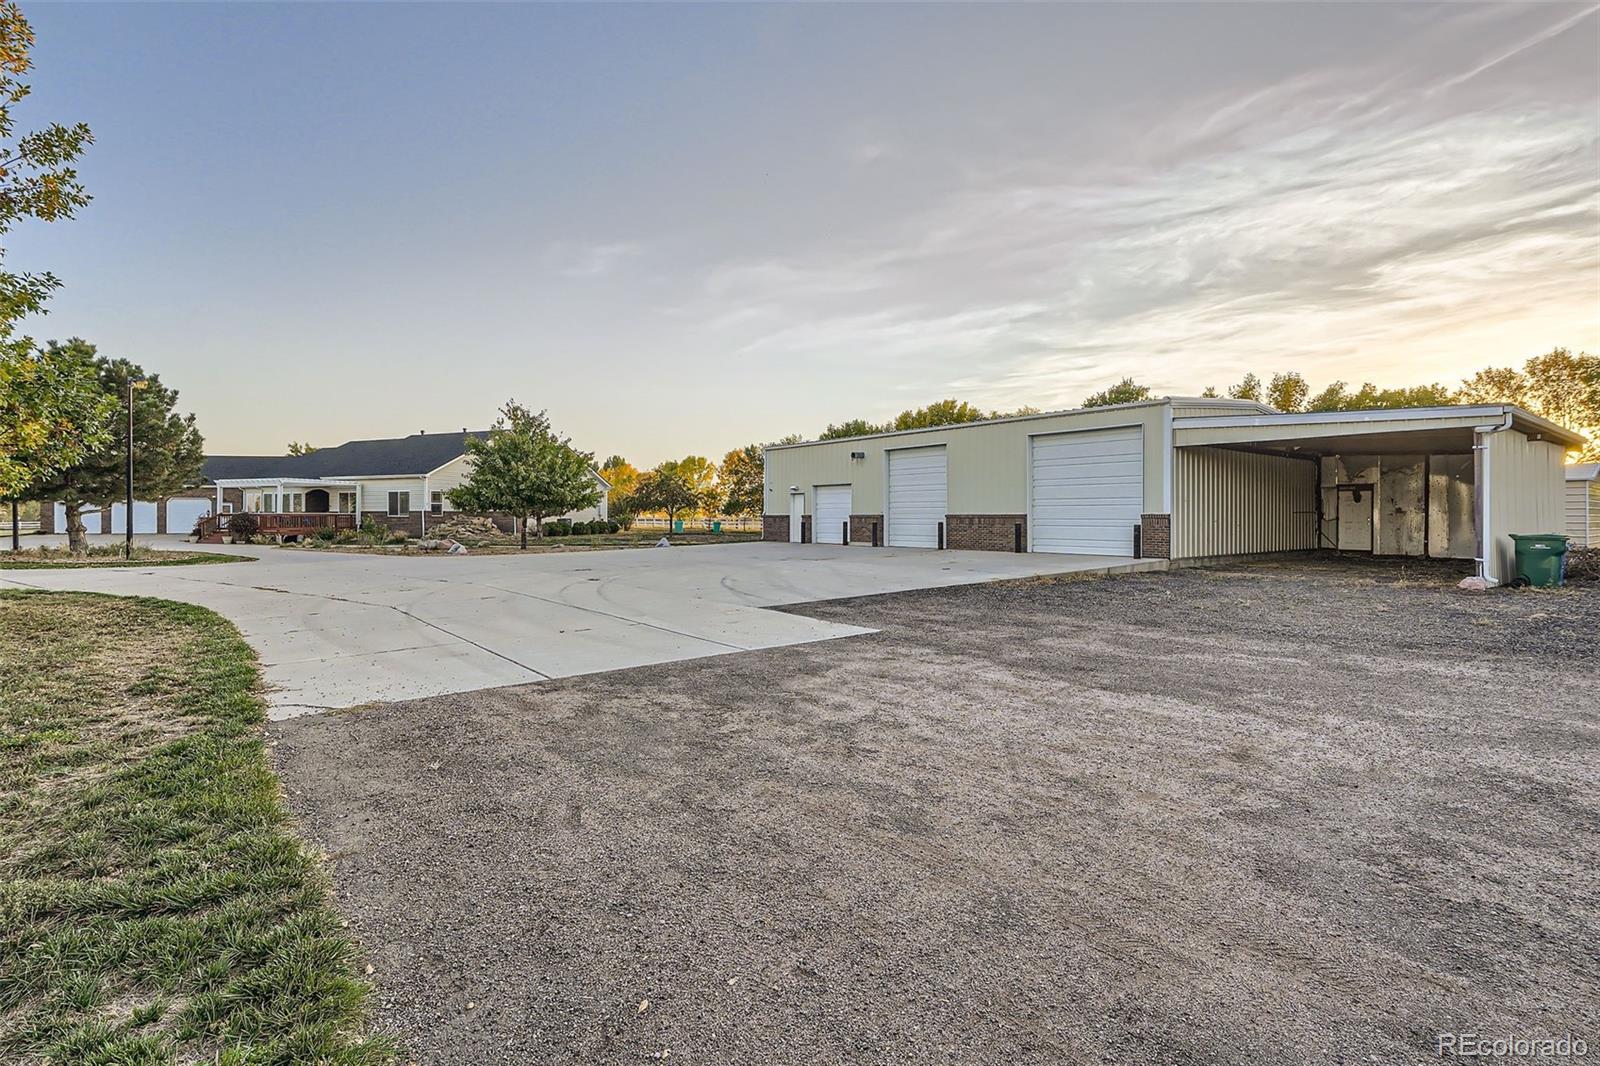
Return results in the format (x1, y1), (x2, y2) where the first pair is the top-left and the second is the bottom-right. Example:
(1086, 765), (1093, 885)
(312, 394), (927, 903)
(763, 514), (788, 541)
(946, 514), (1027, 552)
(363, 509), (425, 537)
(1140, 513), (1171, 559)
(849, 514), (884, 546)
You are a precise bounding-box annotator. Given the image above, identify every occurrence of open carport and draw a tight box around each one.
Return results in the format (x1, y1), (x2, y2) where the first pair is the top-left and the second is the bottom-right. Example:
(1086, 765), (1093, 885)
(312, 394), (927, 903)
(1170, 405), (1581, 582)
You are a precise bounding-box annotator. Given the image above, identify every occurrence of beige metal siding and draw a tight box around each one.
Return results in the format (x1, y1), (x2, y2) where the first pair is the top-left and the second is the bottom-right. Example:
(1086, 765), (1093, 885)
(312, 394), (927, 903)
(763, 403), (1170, 518)
(1484, 430), (1565, 582)
(1172, 447), (1316, 559)
(1564, 478), (1597, 547)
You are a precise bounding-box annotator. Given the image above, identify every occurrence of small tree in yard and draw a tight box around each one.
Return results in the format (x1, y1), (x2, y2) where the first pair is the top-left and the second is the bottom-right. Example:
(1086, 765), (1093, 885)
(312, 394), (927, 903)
(632, 466), (703, 527)
(26, 340), (204, 554)
(445, 402), (599, 549)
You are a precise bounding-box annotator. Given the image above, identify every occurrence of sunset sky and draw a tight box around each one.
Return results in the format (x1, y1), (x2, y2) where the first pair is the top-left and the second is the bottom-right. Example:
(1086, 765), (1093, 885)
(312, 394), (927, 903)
(12, 2), (1600, 464)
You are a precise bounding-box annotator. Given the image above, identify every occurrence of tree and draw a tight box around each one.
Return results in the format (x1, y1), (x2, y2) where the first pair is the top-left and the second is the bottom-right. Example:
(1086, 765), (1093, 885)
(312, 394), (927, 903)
(286, 441), (317, 456)
(1459, 348), (1599, 460)
(1227, 373), (1263, 402)
(661, 455), (721, 516)
(819, 418), (884, 440)
(890, 399), (987, 431)
(1267, 372), (1308, 413)
(632, 466), (703, 526)
(1082, 377), (1152, 408)
(598, 456), (641, 527)
(1, 344), (113, 498)
(26, 340), (205, 554)
(444, 402), (600, 549)
(0, 3), (98, 500)
(1304, 380), (1455, 412)
(719, 444), (764, 518)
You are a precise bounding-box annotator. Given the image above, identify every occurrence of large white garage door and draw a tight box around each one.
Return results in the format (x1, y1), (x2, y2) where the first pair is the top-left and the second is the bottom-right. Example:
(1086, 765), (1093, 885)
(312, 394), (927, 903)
(55, 503), (103, 533)
(1030, 427), (1143, 555)
(814, 485), (852, 544)
(108, 501), (159, 534)
(166, 498), (213, 536)
(887, 446), (947, 548)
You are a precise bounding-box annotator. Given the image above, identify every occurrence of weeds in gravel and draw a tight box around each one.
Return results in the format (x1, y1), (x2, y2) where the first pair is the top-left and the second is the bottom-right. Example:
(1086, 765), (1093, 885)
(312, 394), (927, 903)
(0, 590), (389, 1064)
(0, 547), (247, 569)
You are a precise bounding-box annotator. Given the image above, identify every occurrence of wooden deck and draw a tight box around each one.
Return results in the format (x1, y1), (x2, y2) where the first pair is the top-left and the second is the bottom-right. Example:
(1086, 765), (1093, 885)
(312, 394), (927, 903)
(196, 512), (357, 542)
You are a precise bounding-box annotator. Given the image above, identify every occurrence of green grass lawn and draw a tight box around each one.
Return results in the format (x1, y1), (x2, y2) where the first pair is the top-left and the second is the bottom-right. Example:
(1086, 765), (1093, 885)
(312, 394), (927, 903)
(0, 546), (248, 569)
(0, 591), (388, 1064)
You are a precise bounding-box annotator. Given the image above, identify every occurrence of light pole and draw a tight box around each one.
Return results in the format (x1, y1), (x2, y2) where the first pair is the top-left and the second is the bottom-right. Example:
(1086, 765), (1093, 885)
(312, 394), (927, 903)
(125, 377), (148, 558)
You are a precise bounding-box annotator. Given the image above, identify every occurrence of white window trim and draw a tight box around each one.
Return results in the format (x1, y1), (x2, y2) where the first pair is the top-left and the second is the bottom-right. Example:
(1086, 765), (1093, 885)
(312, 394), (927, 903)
(388, 491), (411, 517)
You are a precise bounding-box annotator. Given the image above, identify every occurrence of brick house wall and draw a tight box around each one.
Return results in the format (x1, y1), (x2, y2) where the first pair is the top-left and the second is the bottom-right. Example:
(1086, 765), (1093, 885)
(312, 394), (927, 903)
(849, 514), (884, 546)
(1139, 514), (1171, 559)
(946, 514), (1027, 552)
(762, 514), (788, 541)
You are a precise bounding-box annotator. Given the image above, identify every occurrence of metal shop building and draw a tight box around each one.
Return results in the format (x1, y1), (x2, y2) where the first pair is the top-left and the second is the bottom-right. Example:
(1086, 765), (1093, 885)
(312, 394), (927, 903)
(761, 398), (1583, 584)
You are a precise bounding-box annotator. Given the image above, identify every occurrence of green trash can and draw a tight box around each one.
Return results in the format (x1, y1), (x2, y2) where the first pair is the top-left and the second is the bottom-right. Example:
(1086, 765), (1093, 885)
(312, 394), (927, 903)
(711, 520), (722, 534)
(1509, 533), (1568, 587)
(673, 519), (684, 533)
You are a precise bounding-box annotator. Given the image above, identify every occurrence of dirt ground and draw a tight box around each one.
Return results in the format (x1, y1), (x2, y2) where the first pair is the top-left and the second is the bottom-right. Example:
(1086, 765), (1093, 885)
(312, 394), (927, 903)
(272, 557), (1599, 1065)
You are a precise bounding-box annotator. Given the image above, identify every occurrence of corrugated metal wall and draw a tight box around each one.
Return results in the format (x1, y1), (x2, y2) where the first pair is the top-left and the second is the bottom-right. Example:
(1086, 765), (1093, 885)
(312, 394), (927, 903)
(1485, 429), (1566, 581)
(1566, 479), (1598, 547)
(1172, 447), (1317, 559)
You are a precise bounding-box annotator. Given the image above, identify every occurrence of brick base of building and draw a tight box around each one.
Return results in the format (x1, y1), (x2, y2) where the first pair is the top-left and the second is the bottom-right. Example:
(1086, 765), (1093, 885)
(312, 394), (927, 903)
(362, 510), (425, 537)
(849, 514), (884, 546)
(1139, 513), (1171, 559)
(762, 513), (811, 542)
(946, 514), (1027, 552)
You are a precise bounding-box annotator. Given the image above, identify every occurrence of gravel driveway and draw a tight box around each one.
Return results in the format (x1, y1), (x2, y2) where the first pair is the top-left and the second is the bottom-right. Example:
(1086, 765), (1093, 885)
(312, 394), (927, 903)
(273, 558), (1599, 1065)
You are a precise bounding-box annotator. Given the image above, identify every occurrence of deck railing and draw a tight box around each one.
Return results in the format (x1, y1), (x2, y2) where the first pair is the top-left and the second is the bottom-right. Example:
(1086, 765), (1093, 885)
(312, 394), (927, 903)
(195, 512), (357, 540)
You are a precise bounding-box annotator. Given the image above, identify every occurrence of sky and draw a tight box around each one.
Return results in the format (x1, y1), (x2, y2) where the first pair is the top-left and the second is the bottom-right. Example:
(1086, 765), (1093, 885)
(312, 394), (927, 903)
(10, 2), (1600, 465)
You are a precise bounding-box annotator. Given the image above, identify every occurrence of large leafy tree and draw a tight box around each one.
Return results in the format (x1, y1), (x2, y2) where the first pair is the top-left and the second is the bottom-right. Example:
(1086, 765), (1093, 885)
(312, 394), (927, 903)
(890, 399), (986, 431)
(1460, 348), (1598, 461)
(719, 445), (763, 518)
(27, 340), (205, 553)
(819, 418), (884, 441)
(1082, 377), (1152, 408)
(446, 403), (599, 549)
(1, 345), (112, 498)
(0, 1), (98, 499)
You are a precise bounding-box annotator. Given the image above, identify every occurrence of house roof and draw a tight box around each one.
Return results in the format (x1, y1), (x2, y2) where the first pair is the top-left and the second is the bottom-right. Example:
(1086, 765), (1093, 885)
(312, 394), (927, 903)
(203, 429), (612, 486)
(1568, 463), (1600, 481)
(203, 431), (490, 482)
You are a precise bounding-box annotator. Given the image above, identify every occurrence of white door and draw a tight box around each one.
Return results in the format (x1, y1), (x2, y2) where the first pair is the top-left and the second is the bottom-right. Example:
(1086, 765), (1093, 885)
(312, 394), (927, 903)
(1337, 486), (1374, 551)
(887, 447), (947, 548)
(789, 492), (805, 543)
(166, 498), (213, 536)
(1029, 427), (1144, 555)
(108, 501), (160, 534)
(814, 485), (852, 545)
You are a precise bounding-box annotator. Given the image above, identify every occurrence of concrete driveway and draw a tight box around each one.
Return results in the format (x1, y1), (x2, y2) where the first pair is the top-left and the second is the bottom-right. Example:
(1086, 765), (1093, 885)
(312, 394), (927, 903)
(2, 539), (1156, 717)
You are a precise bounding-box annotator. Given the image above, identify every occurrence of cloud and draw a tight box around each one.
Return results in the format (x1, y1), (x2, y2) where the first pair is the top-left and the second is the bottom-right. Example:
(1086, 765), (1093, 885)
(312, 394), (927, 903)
(545, 241), (644, 279)
(677, 9), (1599, 409)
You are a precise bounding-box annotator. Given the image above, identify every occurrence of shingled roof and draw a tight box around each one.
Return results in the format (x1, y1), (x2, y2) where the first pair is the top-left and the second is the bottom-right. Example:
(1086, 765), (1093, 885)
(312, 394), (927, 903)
(203, 431), (490, 482)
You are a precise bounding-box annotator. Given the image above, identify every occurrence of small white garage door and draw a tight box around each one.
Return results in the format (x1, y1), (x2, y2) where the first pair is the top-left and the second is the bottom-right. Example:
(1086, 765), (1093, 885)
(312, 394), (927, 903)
(108, 501), (160, 534)
(814, 485), (852, 544)
(1030, 426), (1143, 555)
(888, 447), (947, 548)
(166, 498), (213, 536)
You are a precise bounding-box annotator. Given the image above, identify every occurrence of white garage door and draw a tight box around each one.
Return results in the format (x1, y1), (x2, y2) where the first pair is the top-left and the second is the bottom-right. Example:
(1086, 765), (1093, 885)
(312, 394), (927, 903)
(814, 485), (852, 545)
(166, 498), (213, 536)
(55, 503), (103, 533)
(1030, 426), (1143, 555)
(888, 447), (947, 548)
(108, 501), (159, 534)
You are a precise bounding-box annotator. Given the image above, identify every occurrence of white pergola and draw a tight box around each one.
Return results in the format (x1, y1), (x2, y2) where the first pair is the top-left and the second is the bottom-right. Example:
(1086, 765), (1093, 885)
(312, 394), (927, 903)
(210, 477), (362, 514)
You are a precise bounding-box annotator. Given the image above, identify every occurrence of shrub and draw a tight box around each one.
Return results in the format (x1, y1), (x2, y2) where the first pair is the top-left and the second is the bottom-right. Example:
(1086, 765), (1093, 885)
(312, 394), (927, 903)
(227, 511), (260, 544)
(607, 520), (620, 534)
(311, 526), (337, 543)
(334, 529), (359, 544)
(1568, 546), (1598, 584)
(387, 532), (409, 545)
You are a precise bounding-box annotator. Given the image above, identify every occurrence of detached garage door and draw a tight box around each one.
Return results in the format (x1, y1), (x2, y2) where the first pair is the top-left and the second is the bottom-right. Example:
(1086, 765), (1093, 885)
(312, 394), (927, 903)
(166, 498), (213, 536)
(108, 501), (159, 534)
(55, 504), (104, 533)
(814, 485), (852, 544)
(1030, 426), (1143, 555)
(887, 447), (947, 548)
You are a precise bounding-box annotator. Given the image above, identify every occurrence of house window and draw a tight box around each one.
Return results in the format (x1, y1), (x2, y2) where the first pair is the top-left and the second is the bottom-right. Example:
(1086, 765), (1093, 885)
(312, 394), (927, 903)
(338, 491), (357, 513)
(260, 493), (276, 513)
(286, 492), (304, 513)
(430, 491), (443, 515)
(388, 491), (411, 516)
(220, 502), (234, 514)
